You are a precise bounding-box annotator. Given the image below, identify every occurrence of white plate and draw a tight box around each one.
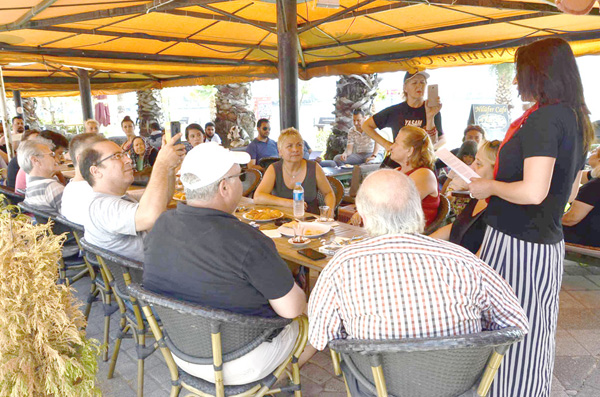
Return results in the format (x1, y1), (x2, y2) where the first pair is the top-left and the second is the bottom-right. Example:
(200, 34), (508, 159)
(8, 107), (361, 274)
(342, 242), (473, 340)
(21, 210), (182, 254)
(341, 164), (354, 169)
(278, 222), (332, 238)
(288, 237), (310, 247)
(242, 209), (284, 222)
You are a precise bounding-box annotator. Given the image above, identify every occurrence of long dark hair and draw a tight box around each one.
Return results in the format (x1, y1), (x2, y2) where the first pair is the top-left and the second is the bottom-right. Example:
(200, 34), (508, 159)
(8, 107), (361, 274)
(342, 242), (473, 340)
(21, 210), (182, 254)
(515, 38), (593, 151)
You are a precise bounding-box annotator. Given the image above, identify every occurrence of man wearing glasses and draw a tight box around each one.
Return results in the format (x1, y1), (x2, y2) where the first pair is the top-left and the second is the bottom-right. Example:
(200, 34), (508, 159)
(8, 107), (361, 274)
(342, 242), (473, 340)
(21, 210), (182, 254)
(18, 137), (64, 214)
(246, 118), (278, 172)
(78, 134), (185, 261)
(143, 142), (306, 385)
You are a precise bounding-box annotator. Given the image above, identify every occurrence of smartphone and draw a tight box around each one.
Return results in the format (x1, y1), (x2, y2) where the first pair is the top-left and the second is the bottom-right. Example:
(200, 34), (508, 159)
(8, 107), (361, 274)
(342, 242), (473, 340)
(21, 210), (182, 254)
(170, 121), (181, 145)
(274, 217), (293, 226)
(297, 248), (327, 261)
(427, 84), (439, 106)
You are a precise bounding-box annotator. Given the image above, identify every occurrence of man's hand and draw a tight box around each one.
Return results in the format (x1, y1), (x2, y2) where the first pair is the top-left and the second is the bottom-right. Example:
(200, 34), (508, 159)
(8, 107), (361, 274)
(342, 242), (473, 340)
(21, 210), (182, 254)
(340, 152), (348, 162)
(156, 132), (186, 170)
(365, 155), (376, 163)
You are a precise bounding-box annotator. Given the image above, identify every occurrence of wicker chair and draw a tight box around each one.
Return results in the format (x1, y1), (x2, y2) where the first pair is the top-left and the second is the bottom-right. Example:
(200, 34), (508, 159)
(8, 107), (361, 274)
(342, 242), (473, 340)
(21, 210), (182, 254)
(329, 327), (525, 397)
(257, 156), (281, 170)
(317, 176), (344, 218)
(0, 184), (25, 205)
(424, 194), (450, 235)
(242, 168), (262, 197)
(80, 238), (157, 397)
(127, 282), (309, 397)
(17, 202), (88, 286)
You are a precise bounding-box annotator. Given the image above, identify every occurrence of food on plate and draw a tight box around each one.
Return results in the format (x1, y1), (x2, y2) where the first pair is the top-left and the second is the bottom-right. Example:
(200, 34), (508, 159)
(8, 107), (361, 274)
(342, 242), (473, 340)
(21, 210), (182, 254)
(244, 208), (283, 220)
(304, 228), (320, 236)
(283, 220), (299, 228)
(173, 191), (186, 200)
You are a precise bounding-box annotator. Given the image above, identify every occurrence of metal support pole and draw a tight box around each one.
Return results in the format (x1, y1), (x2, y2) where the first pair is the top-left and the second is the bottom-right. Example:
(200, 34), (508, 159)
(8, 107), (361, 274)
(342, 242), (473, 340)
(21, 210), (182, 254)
(277, 0), (299, 130)
(13, 90), (23, 116)
(0, 67), (14, 160)
(76, 68), (94, 122)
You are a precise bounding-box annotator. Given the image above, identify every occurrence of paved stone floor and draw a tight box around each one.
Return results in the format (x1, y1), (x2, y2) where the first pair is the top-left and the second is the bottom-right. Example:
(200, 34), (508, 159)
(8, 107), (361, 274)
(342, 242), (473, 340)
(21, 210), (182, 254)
(71, 259), (600, 396)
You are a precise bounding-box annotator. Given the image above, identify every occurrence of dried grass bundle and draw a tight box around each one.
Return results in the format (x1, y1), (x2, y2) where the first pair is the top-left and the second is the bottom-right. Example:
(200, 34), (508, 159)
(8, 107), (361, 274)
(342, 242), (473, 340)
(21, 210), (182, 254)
(0, 199), (101, 396)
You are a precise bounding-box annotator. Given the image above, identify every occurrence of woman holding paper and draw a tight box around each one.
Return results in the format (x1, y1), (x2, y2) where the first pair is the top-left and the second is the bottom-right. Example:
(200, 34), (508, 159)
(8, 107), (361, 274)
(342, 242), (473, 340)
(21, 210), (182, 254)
(468, 38), (594, 397)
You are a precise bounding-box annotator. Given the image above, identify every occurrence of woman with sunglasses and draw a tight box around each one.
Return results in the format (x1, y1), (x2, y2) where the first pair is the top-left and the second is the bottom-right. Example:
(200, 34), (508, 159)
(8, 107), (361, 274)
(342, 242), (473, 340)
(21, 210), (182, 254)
(431, 140), (500, 253)
(254, 128), (335, 215)
(469, 38), (594, 397)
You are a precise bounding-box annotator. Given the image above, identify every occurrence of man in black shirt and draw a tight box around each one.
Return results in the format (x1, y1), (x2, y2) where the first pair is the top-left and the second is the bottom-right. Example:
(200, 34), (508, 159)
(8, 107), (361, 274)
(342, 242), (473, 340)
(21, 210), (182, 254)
(143, 142), (306, 385)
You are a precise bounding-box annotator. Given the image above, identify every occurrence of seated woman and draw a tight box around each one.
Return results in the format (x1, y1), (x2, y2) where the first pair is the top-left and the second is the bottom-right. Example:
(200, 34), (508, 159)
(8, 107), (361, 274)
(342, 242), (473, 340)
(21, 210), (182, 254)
(563, 148), (600, 247)
(254, 128), (335, 215)
(442, 139), (479, 215)
(120, 116), (138, 151)
(430, 140), (500, 254)
(390, 125), (440, 227)
(130, 136), (157, 172)
(185, 123), (205, 152)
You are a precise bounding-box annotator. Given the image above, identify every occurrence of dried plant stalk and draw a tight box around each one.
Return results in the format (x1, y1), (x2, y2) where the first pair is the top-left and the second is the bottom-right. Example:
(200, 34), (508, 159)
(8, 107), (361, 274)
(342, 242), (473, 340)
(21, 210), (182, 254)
(0, 198), (101, 396)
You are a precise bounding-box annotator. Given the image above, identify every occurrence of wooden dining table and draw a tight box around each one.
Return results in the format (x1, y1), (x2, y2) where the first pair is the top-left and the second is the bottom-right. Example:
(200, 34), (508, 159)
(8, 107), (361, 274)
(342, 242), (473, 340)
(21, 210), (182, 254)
(234, 197), (366, 273)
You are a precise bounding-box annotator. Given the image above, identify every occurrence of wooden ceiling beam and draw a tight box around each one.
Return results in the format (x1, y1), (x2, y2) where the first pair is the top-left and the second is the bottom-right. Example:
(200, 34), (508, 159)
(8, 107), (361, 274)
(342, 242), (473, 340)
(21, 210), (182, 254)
(33, 26), (278, 51)
(0, 44), (276, 67)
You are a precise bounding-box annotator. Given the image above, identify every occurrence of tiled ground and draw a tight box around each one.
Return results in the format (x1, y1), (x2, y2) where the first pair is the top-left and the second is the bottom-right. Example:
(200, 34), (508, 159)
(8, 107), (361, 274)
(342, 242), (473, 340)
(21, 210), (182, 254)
(71, 259), (600, 396)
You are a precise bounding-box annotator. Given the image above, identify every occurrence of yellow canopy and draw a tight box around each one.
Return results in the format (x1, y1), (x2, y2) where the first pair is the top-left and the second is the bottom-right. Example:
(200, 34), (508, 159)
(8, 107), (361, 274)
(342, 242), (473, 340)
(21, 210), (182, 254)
(0, 0), (599, 96)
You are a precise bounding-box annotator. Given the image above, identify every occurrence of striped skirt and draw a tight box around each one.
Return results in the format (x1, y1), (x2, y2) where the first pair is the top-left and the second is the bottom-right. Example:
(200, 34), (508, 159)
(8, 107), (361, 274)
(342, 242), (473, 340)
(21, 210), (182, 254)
(480, 226), (564, 397)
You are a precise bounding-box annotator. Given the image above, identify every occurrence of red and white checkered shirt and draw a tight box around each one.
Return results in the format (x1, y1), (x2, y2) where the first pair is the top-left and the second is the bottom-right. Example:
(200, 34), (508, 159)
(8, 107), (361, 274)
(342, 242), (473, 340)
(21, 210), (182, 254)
(308, 234), (529, 350)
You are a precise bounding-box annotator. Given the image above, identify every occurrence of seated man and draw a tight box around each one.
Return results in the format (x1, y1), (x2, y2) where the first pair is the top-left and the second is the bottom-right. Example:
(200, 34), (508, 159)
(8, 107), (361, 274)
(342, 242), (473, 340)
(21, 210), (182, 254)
(6, 129), (40, 188)
(246, 118), (279, 172)
(308, 170), (528, 395)
(79, 134), (185, 261)
(143, 142), (306, 385)
(333, 109), (382, 166)
(61, 133), (106, 224)
(18, 138), (64, 214)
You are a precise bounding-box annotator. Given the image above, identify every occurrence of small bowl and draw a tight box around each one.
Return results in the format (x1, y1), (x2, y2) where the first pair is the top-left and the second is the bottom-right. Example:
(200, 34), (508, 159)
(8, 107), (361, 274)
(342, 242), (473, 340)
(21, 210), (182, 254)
(288, 237), (310, 247)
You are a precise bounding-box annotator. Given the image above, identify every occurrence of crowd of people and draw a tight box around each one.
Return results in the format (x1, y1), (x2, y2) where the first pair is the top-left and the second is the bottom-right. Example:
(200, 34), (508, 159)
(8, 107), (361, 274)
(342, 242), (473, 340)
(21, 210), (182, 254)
(1, 36), (598, 397)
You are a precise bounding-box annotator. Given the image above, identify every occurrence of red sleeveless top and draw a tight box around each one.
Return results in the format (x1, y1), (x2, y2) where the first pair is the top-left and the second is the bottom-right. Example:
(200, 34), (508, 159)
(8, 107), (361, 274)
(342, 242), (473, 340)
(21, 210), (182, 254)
(401, 167), (441, 227)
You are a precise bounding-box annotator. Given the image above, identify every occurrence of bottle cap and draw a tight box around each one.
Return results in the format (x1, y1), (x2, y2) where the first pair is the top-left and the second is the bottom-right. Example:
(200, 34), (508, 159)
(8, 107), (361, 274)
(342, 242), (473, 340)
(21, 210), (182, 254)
(296, 182), (301, 185)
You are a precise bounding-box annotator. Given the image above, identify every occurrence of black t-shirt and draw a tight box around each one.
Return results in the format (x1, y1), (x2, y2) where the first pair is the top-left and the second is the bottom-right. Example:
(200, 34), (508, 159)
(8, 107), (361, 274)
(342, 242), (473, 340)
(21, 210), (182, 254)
(563, 178), (600, 247)
(143, 205), (294, 317)
(6, 156), (20, 188)
(484, 104), (585, 244)
(372, 101), (443, 141)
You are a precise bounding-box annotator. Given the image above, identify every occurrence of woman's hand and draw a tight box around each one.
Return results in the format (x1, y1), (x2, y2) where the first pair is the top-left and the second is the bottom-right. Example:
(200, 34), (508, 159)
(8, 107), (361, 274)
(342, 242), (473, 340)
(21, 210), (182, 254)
(425, 98), (442, 120)
(468, 178), (494, 200)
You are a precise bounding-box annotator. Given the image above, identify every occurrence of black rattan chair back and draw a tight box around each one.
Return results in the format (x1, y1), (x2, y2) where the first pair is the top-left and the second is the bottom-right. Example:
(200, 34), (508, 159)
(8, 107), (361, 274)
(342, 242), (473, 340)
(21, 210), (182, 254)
(242, 168), (262, 197)
(257, 156), (280, 170)
(329, 327), (524, 397)
(18, 202), (73, 237)
(127, 283), (291, 365)
(0, 185), (24, 205)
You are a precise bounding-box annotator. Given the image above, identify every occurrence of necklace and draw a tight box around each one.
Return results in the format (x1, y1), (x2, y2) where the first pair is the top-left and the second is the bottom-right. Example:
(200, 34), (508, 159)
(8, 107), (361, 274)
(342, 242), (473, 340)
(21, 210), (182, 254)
(283, 164), (301, 179)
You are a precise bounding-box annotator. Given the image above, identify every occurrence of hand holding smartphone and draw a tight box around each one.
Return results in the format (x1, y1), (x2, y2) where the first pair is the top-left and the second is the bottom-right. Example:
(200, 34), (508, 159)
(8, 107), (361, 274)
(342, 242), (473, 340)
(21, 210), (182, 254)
(170, 121), (182, 145)
(427, 84), (439, 107)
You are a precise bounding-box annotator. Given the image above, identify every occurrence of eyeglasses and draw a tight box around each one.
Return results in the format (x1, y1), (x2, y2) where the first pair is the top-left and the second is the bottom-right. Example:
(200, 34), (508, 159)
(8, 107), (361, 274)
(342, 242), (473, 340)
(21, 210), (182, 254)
(262, 127), (271, 131)
(95, 150), (130, 166)
(36, 151), (55, 158)
(220, 171), (247, 183)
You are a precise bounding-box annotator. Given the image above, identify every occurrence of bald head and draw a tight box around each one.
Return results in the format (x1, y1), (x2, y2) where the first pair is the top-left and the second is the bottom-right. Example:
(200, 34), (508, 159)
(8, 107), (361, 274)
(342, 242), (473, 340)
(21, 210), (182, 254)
(356, 169), (424, 236)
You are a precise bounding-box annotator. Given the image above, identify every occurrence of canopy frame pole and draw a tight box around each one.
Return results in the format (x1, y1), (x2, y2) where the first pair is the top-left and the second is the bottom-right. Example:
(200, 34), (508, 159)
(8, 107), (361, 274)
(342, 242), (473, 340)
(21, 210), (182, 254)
(76, 69), (94, 122)
(0, 67), (14, 160)
(13, 90), (23, 116)
(277, 0), (299, 130)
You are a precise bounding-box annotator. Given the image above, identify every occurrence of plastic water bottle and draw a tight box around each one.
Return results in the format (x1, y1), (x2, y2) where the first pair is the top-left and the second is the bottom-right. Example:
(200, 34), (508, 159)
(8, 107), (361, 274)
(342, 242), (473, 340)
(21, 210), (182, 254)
(293, 182), (305, 219)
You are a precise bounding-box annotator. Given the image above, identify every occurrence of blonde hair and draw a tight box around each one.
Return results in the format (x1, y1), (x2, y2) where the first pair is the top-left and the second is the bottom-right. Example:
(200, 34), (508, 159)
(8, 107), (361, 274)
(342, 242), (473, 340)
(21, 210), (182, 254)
(478, 140), (501, 168)
(399, 126), (435, 170)
(84, 119), (99, 129)
(277, 127), (302, 150)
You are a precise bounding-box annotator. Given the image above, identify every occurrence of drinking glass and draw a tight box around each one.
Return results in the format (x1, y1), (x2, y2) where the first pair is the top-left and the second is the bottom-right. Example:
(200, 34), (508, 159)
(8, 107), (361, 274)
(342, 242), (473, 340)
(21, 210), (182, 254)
(319, 206), (330, 222)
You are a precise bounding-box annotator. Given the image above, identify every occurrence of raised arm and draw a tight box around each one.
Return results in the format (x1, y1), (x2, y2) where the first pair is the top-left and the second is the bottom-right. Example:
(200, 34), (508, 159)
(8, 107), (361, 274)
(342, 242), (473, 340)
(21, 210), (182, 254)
(362, 117), (393, 152)
(469, 156), (555, 205)
(134, 133), (184, 231)
(253, 164), (294, 208)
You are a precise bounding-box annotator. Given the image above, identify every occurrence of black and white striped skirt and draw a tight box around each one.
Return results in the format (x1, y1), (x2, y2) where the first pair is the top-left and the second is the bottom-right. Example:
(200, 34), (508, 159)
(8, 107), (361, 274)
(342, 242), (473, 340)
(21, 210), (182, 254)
(480, 226), (564, 397)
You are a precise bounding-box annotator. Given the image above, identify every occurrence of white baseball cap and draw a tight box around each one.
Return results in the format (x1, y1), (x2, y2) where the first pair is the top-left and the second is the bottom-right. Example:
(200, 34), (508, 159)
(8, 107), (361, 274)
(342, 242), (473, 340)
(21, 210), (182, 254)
(179, 142), (250, 189)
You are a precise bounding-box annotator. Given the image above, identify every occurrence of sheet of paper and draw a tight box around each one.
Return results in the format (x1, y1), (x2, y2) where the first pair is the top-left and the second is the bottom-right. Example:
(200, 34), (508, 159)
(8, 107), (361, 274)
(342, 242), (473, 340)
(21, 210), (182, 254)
(262, 229), (282, 239)
(435, 147), (480, 184)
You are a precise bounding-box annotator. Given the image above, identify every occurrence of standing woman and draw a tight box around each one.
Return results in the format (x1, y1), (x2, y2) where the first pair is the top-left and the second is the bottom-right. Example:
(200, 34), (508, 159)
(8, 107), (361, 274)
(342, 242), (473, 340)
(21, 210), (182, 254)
(469, 38), (594, 397)
(120, 116), (137, 151)
(362, 70), (444, 169)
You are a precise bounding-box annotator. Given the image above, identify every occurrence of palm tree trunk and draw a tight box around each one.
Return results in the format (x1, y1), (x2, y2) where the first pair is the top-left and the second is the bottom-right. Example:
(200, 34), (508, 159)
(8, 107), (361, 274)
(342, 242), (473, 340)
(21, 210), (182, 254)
(136, 89), (163, 137)
(22, 97), (41, 130)
(325, 74), (380, 160)
(214, 83), (256, 146)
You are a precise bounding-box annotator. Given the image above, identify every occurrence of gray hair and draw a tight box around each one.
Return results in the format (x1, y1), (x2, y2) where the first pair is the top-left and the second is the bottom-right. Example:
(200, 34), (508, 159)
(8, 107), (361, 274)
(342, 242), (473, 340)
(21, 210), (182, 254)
(181, 173), (221, 201)
(17, 137), (54, 174)
(356, 169), (425, 236)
